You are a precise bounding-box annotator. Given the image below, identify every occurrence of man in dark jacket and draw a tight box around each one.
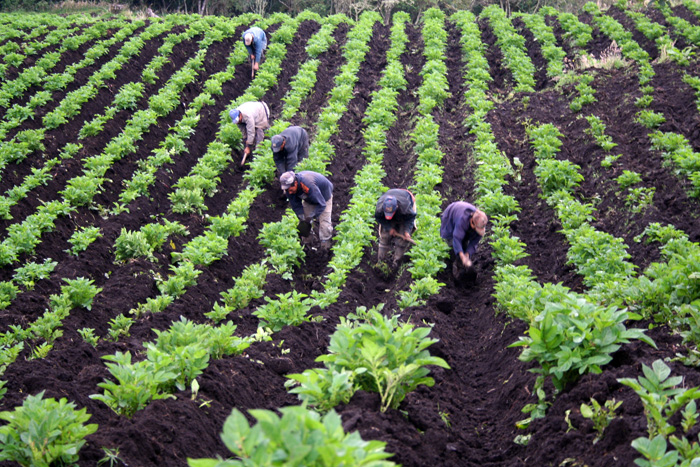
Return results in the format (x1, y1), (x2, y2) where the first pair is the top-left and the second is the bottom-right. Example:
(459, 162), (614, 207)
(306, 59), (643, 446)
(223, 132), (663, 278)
(375, 188), (416, 265)
(280, 170), (333, 251)
(271, 126), (309, 176)
(440, 201), (488, 278)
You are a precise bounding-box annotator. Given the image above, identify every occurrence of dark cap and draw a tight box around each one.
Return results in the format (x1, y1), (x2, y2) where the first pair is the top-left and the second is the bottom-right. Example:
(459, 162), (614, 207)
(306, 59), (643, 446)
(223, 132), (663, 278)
(271, 135), (284, 152)
(384, 196), (397, 220)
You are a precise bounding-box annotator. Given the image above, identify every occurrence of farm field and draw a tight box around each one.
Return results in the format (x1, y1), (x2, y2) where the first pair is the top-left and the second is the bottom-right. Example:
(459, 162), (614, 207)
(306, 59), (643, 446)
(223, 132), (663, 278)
(0, 2), (699, 466)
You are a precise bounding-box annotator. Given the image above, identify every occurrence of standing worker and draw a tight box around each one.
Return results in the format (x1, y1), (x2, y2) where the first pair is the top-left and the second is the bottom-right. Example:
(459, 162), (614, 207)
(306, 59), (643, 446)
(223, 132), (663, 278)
(375, 188), (416, 266)
(229, 101), (270, 165)
(440, 201), (488, 279)
(271, 126), (309, 176)
(243, 26), (267, 73)
(280, 170), (333, 251)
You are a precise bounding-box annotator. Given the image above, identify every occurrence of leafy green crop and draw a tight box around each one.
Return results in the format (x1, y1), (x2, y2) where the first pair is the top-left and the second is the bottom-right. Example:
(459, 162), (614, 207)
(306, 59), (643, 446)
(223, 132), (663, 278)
(316, 306), (449, 412)
(0, 391), (98, 467)
(187, 405), (396, 467)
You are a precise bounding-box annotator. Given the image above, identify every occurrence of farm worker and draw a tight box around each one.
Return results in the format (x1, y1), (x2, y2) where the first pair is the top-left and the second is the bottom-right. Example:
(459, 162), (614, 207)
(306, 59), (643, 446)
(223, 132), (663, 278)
(229, 101), (270, 163)
(440, 201), (488, 278)
(243, 26), (267, 71)
(271, 126), (309, 176)
(375, 188), (416, 266)
(280, 170), (333, 251)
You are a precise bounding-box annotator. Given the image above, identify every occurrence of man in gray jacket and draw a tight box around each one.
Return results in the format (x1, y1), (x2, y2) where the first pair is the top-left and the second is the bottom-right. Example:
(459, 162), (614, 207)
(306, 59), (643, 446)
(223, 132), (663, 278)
(271, 126), (309, 176)
(229, 101), (270, 164)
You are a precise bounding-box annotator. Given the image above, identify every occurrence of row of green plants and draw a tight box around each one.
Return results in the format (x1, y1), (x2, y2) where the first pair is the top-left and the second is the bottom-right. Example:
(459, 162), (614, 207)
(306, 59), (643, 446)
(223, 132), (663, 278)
(0, 18), (143, 160)
(91, 317), (251, 417)
(0, 16), (102, 109)
(190, 19), (441, 465)
(97, 10), (343, 345)
(399, 7), (450, 308)
(78, 17), (212, 141)
(481, 4), (536, 93)
(585, 114), (656, 212)
(0, 15), (88, 93)
(517, 11), (566, 78)
(0, 17), (251, 363)
(0, 17), (133, 138)
(192, 16), (434, 452)
(0, 17), (206, 222)
(539, 6), (593, 52)
(586, 2), (700, 198)
(120, 12), (333, 323)
(451, 12), (660, 441)
(231, 9), (379, 322)
(110, 13), (263, 211)
(0, 21), (230, 271)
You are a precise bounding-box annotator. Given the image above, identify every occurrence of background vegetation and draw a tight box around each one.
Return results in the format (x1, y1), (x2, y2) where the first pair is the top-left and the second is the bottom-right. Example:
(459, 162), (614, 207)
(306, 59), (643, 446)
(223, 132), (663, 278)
(0, 0), (607, 24)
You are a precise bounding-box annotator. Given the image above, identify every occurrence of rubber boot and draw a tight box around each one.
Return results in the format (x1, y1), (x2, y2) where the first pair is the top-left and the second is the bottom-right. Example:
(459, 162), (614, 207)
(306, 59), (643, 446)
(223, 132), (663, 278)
(392, 242), (408, 267)
(378, 245), (390, 262)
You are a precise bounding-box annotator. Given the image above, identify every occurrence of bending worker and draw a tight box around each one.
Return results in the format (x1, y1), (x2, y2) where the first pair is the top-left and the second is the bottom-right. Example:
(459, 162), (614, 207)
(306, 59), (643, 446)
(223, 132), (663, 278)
(229, 101), (270, 163)
(280, 170), (333, 251)
(375, 188), (416, 266)
(271, 126), (309, 175)
(440, 201), (488, 278)
(243, 26), (267, 71)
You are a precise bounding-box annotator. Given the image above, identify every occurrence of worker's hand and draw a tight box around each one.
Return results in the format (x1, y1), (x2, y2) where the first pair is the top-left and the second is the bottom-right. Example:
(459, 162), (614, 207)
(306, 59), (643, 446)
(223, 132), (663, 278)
(462, 257), (472, 268)
(250, 54), (255, 61)
(389, 228), (398, 238)
(253, 62), (259, 71)
(403, 231), (412, 241)
(243, 146), (251, 156)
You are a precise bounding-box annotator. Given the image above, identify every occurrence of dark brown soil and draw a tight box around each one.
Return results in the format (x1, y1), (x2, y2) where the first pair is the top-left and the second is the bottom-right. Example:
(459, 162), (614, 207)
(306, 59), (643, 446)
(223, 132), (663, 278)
(0, 7), (699, 467)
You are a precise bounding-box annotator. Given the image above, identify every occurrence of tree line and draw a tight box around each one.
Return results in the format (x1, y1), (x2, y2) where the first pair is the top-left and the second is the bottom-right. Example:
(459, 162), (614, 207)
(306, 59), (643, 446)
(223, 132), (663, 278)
(1, 0), (598, 21)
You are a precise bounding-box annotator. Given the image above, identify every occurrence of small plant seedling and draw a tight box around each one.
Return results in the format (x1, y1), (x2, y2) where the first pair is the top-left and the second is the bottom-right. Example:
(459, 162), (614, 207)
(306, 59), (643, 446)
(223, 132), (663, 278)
(580, 397), (622, 443)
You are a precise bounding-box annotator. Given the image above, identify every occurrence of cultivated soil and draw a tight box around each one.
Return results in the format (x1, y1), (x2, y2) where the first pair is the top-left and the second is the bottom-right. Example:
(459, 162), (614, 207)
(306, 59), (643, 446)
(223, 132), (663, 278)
(0, 4), (699, 467)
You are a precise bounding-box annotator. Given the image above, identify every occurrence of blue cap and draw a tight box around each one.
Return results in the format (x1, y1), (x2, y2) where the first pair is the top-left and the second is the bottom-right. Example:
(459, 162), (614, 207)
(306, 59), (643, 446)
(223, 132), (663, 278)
(229, 109), (240, 123)
(384, 196), (397, 219)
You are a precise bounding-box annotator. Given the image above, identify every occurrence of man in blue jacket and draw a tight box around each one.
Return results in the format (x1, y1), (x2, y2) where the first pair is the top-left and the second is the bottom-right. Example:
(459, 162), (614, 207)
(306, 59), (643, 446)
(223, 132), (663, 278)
(375, 188), (416, 266)
(271, 126), (309, 176)
(440, 201), (488, 278)
(280, 171), (333, 251)
(243, 26), (267, 72)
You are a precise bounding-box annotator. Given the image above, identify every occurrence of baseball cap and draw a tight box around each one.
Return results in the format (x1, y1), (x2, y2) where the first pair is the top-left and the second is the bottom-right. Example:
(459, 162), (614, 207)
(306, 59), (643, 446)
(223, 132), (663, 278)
(280, 171), (295, 190)
(244, 33), (253, 46)
(384, 196), (397, 220)
(229, 109), (240, 123)
(271, 135), (284, 153)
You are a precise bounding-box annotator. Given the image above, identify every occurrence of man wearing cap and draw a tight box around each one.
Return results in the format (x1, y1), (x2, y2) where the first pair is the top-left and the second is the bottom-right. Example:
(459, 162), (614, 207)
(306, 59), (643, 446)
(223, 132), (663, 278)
(271, 126), (309, 176)
(280, 170), (333, 251)
(243, 26), (267, 71)
(375, 188), (416, 265)
(440, 201), (488, 278)
(229, 101), (270, 162)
